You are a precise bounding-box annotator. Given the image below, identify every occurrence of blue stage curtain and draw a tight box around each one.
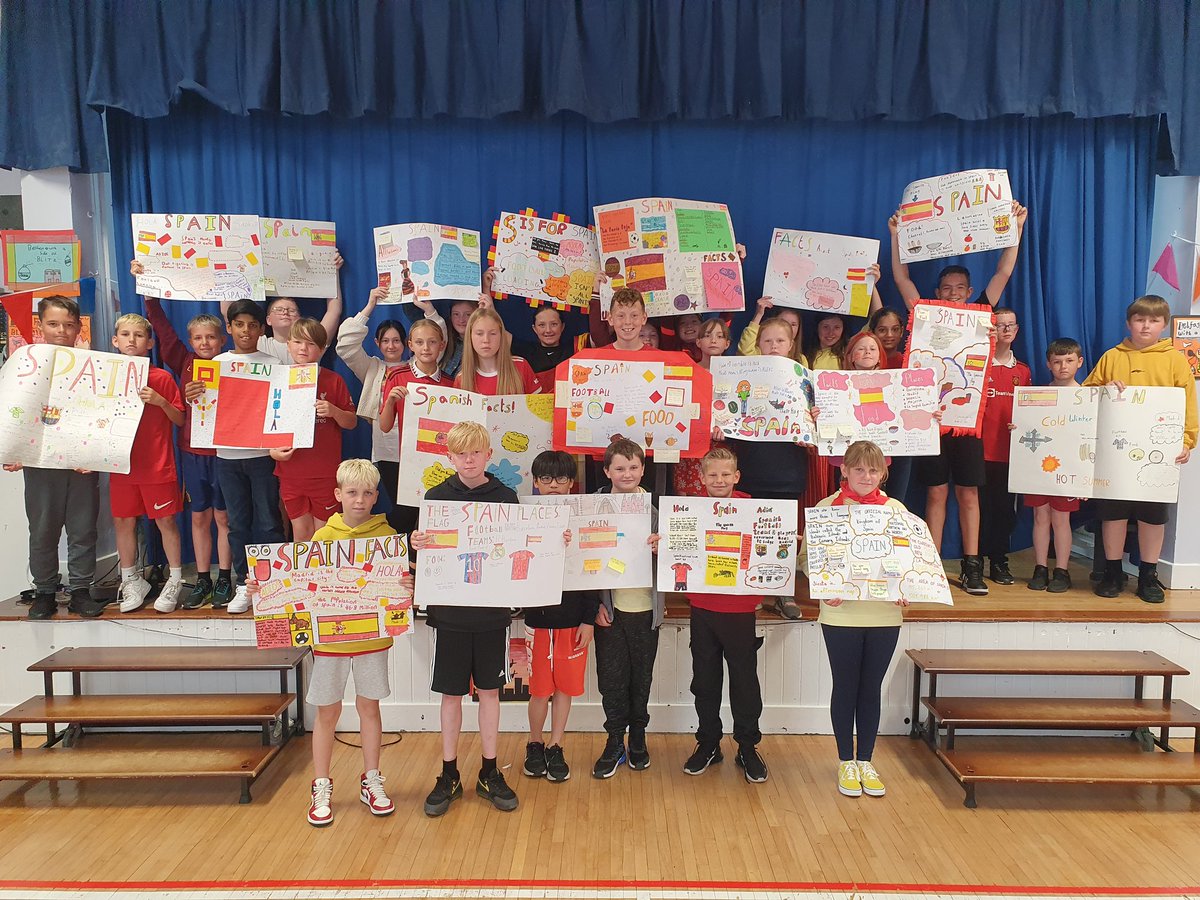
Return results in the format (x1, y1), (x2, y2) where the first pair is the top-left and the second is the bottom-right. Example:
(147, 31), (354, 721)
(4, 0), (1198, 174)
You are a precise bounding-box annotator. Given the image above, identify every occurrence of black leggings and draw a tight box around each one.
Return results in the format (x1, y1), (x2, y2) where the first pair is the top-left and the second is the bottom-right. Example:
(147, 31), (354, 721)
(821, 624), (900, 762)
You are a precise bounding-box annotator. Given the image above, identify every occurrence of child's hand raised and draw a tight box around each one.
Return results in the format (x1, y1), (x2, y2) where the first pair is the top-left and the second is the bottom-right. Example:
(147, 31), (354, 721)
(867, 262), (881, 282)
(562, 528), (573, 547)
(482, 266), (497, 292)
(888, 210), (902, 234)
(476, 292), (494, 310)
(269, 447), (295, 462)
(735, 243), (747, 260)
(333, 251), (344, 271)
(410, 530), (431, 551)
(399, 571), (415, 594)
(183, 380), (205, 404)
(244, 579), (260, 601)
(1012, 201), (1028, 233)
(412, 295), (434, 314)
(365, 286), (388, 312)
(129, 259), (144, 276)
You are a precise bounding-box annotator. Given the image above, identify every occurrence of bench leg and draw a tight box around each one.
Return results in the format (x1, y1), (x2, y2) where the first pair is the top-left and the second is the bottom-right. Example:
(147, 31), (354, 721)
(240, 778), (252, 804)
(11, 724), (21, 750)
(963, 784), (977, 809)
(909, 662), (921, 738)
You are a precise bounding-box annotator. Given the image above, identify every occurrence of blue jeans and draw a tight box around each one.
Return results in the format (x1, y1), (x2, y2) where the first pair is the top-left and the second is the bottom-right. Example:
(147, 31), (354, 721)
(216, 455), (284, 582)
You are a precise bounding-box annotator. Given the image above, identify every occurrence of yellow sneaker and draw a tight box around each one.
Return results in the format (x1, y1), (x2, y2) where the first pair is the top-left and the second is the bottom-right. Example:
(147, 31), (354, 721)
(837, 760), (862, 797)
(857, 760), (885, 797)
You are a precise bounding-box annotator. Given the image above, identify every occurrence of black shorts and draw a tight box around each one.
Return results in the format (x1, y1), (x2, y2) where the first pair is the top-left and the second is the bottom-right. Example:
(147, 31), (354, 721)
(430, 627), (509, 696)
(916, 434), (986, 488)
(1093, 498), (1171, 527)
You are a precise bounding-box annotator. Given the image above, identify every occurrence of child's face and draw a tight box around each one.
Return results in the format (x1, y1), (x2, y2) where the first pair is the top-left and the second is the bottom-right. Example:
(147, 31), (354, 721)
(377, 327), (406, 363)
(287, 336), (323, 365)
(696, 327), (730, 360)
(701, 460), (740, 498)
(849, 339), (880, 370)
(335, 483), (378, 522)
(469, 316), (503, 361)
(936, 272), (972, 302)
(1128, 313), (1167, 348)
(408, 327), (445, 370)
(994, 311), (1019, 349)
(266, 298), (300, 334)
(450, 302), (474, 335)
(534, 473), (574, 495)
(604, 453), (644, 492)
(112, 324), (152, 357)
(778, 310), (801, 338)
(448, 446), (492, 483)
(842, 460), (885, 496)
(676, 315), (702, 343)
(818, 317), (843, 349)
(229, 314), (264, 351)
(610, 303), (647, 344)
(533, 310), (564, 347)
(638, 323), (660, 348)
(758, 326), (793, 358)
(188, 325), (224, 360)
(873, 316), (903, 352)
(39, 306), (81, 347)
(1047, 351), (1084, 383)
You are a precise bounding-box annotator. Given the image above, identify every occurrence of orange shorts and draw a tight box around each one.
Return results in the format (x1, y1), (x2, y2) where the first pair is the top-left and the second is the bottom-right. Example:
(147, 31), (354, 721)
(527, 627), (589, 698)
(109, 479), (182, 519)
(279, 477), (339, 521)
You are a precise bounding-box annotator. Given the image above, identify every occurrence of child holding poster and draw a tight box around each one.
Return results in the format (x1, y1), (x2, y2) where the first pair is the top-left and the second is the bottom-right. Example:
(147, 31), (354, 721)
(455, 307), (540, 395)
(808, 314), (848, 370)
(1084, 295), (1197, 603)
(512, 306), (580, 395)
(673, 319), (732, 497)
(800, 440), (908, 799)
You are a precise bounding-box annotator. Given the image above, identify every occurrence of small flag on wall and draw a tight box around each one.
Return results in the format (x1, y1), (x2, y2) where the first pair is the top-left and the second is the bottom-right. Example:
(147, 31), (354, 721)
(1152, 243), (1180, 291)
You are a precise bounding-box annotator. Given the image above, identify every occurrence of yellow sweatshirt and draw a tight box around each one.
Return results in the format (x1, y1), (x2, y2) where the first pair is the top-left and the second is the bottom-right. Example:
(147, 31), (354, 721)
(1083, 338), (1198, 449)
(310, 513), (398, 657)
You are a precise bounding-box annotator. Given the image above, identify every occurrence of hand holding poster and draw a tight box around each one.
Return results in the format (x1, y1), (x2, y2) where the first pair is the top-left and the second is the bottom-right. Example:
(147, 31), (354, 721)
(521, 492), (654, 590)
(416, 500), (569, 607)
(248, 536), (413, 649)
(490, 211), (600, 309)
(812, 368), (941, 457)
(190, 357), (319, 450)
(896, 169), (1017, 264)
(805, 505), (953, 605)
(373, 223), (481, 303)
(1008, 385), (1186, 502)
(762, 229), (879, 316)
(904, 300), (995, 435)
(259, 218), (338, 298)
(0, 345), (147, 472)
(710, 355), (815, 445)
(657, 496), (798, 596)
(132, 213), (265, 301)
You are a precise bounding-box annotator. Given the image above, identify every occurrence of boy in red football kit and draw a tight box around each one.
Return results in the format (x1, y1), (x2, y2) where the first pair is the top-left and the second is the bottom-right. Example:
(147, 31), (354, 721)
(109, 314), (187, 614)
(269, 318), (357, 542)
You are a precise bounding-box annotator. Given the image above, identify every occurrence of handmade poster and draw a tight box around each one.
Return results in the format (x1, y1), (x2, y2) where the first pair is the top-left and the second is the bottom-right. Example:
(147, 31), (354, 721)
(483, 393), (555, 497)
(1008, 385), (1186, 503)
(710, 355), (816, 445)
(552, 349), (713, 460)
(657, 496), (797, 596)
(0, 345), (147, 473)
(259, 218), (338, 298)
(490, 211), (600, 309)
(190, 357), (318, 450)
(762, 229), (879, 316)
(521, 492), (654, 590)
(805, 505), (953, 605)
(812, 368), (941, 457)
(896, 169), (1017, 264)
(1172, 316), (1200, 379)
(132, 213), (265, 301)
(903, 300), (995, 435)
(247, 536), (413, 649)
(373, 223), (481, 303)
(415, 500), (570, 607)
(593, 197), (744, 317)
(1, 230), (81, 290)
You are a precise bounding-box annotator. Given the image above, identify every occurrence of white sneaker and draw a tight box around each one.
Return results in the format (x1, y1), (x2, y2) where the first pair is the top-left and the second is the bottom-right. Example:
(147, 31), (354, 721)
(153, 576), (184, 614)
(360, 770), (394, 816)
(307, 778), (333, 827)
(118, 576), (152, 613)
(227, 584), (251, 614)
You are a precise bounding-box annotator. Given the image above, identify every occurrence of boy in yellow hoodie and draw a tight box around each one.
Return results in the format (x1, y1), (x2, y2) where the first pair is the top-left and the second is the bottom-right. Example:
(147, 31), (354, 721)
(1084, 295), (1197, 602)
(248, 459), (411, 826)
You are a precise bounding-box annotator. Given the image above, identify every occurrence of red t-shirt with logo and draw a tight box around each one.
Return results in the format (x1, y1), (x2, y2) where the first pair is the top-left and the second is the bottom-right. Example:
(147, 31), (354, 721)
(981, 357), (1033, 463)
(274, 368), (355, 483)
(454, 357), (540, 396)
(119, 366), (184, 485)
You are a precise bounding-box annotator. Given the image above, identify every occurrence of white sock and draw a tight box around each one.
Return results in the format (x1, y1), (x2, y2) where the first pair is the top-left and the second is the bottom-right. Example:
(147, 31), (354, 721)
(120, 567), (136, 582)
(169, 567), (182, 582)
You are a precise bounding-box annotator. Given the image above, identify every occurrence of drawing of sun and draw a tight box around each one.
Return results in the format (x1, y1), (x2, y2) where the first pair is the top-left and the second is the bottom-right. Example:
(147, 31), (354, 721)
(1041, 455), (1061, 473)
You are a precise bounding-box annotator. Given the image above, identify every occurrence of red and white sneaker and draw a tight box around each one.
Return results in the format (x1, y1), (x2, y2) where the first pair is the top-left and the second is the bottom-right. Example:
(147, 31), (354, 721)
(360, 770), (394, 816)
(307, 777), (333, 826)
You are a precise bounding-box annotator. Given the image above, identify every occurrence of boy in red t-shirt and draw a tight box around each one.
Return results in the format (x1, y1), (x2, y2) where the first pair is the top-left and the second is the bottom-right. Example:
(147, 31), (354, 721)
(269, 319), (357, 542)
(110, 314), (187, 614)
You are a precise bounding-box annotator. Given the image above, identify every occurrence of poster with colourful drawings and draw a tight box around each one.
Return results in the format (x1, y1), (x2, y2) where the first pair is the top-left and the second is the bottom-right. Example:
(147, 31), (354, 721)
(1, 230), (81, 290)
(490, 211), (600, 309)
(373, 223), (481, 303)
(904, 300), (995, 435)
(710, 355), (816, 445)
(521, 492), (654, 590)
(805, 505), (953, 605)
(552, 348), (713, 461)
(812, 368), (941, 457)
(656, 496), (798, 596)
(593, 197), (744, 317)
(762, 229), (879, 317)
(132, 213), (266, 301)
(1007, 385), (1186, 502)
(190, 357), (318, 450)
(896, 169), (1017, 264)
(1172, 316), (1200, 379)
(247, 536), (413, 649)
(0, 345), (147, 473)
(259, 218), (338, 298)
(415, 500), (570, 607)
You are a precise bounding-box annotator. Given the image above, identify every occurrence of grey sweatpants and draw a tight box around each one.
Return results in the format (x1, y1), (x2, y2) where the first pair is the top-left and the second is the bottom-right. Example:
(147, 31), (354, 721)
(24, 467), (99, 593)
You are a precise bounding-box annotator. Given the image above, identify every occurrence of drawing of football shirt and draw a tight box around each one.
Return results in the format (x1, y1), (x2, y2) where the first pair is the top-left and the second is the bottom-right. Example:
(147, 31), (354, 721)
(457, 551), (488, 585)
(671, 561), (693, 590)
(509, 549), (535, 580)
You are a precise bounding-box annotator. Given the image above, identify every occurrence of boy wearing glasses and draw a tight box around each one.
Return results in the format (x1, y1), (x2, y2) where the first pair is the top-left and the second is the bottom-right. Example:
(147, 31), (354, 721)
(979, 308), (1031, 585)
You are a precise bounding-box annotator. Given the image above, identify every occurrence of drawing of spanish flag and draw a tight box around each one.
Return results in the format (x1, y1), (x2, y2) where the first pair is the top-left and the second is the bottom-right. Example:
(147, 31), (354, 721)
(663, 365), (693, 379)
(1020, 389), (1059, 406)
(846, 268), (867, 282)
(892, 536), (910, 548)
(580, 526), (619, 549)
(859, 390), (885, 405)
(900, 199), (935, 222)
(964, 355), (988, 372)
(440, 226), (459, 240)
(705, 531), (742, 553)
(317, 613), (382, 643)
(427, 530), (459, 549)
(624, 254), (667, 292)
(310, 229), (336, 246)
(416, 418), (454, 455)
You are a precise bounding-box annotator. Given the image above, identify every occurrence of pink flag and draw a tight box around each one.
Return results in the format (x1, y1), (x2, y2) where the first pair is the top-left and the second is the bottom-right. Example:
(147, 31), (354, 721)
(1193, 250), (1200, 305)
(1152, 243), (1180, 291)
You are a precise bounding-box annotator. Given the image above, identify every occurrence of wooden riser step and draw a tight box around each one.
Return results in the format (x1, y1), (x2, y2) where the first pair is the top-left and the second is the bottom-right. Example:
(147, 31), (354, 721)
(907, 649), (1188, 677)
(937, 744), (1200, 785)
(922, 696), (1200, 729)
(0, 693), (295, 727)
(30, 645), (308, 673)
(0, 742), (281, 780)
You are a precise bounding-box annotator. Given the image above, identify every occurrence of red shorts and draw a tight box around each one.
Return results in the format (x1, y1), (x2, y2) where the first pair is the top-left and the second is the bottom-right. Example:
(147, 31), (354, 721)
(526, 627), (589, 698)
(1025, 494), (1081, 512)
(109, 479), (182, 519)
(279, 477), (339, 521)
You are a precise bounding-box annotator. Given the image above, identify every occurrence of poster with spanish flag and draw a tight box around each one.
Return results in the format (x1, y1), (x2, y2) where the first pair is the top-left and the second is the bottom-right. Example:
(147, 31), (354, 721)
(521, 491), (654, 590)
(131, 212), (266, 301)
(896, 169), (1017, 264)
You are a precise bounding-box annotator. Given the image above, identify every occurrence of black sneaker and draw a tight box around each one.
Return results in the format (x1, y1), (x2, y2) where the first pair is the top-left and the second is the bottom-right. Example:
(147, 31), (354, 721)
(67, 588), (105, 618)
(183, 578), (213, 610)
(1094, 571), (1127, 598)
(544, 744), (570, 783)
(988, 559), (1015, 585)
(476, 769), (518, 811)
(735, 745), (769, 783)
(522, 741), (547, 778)
(627, 728), (650, 770)
(146, 564), (165, 588)
(959, 557), (988, 596)
(27, 592), (57, 620)
(211, 576), (234, 608)
(1027, 565), (1049, 591)
(683, 742), (723, 775)
(592, 734), (626, 779)
(423, 773), (462, 817)
(1047, 568), (1072, 593)
(1137, 570), (1166, 604)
